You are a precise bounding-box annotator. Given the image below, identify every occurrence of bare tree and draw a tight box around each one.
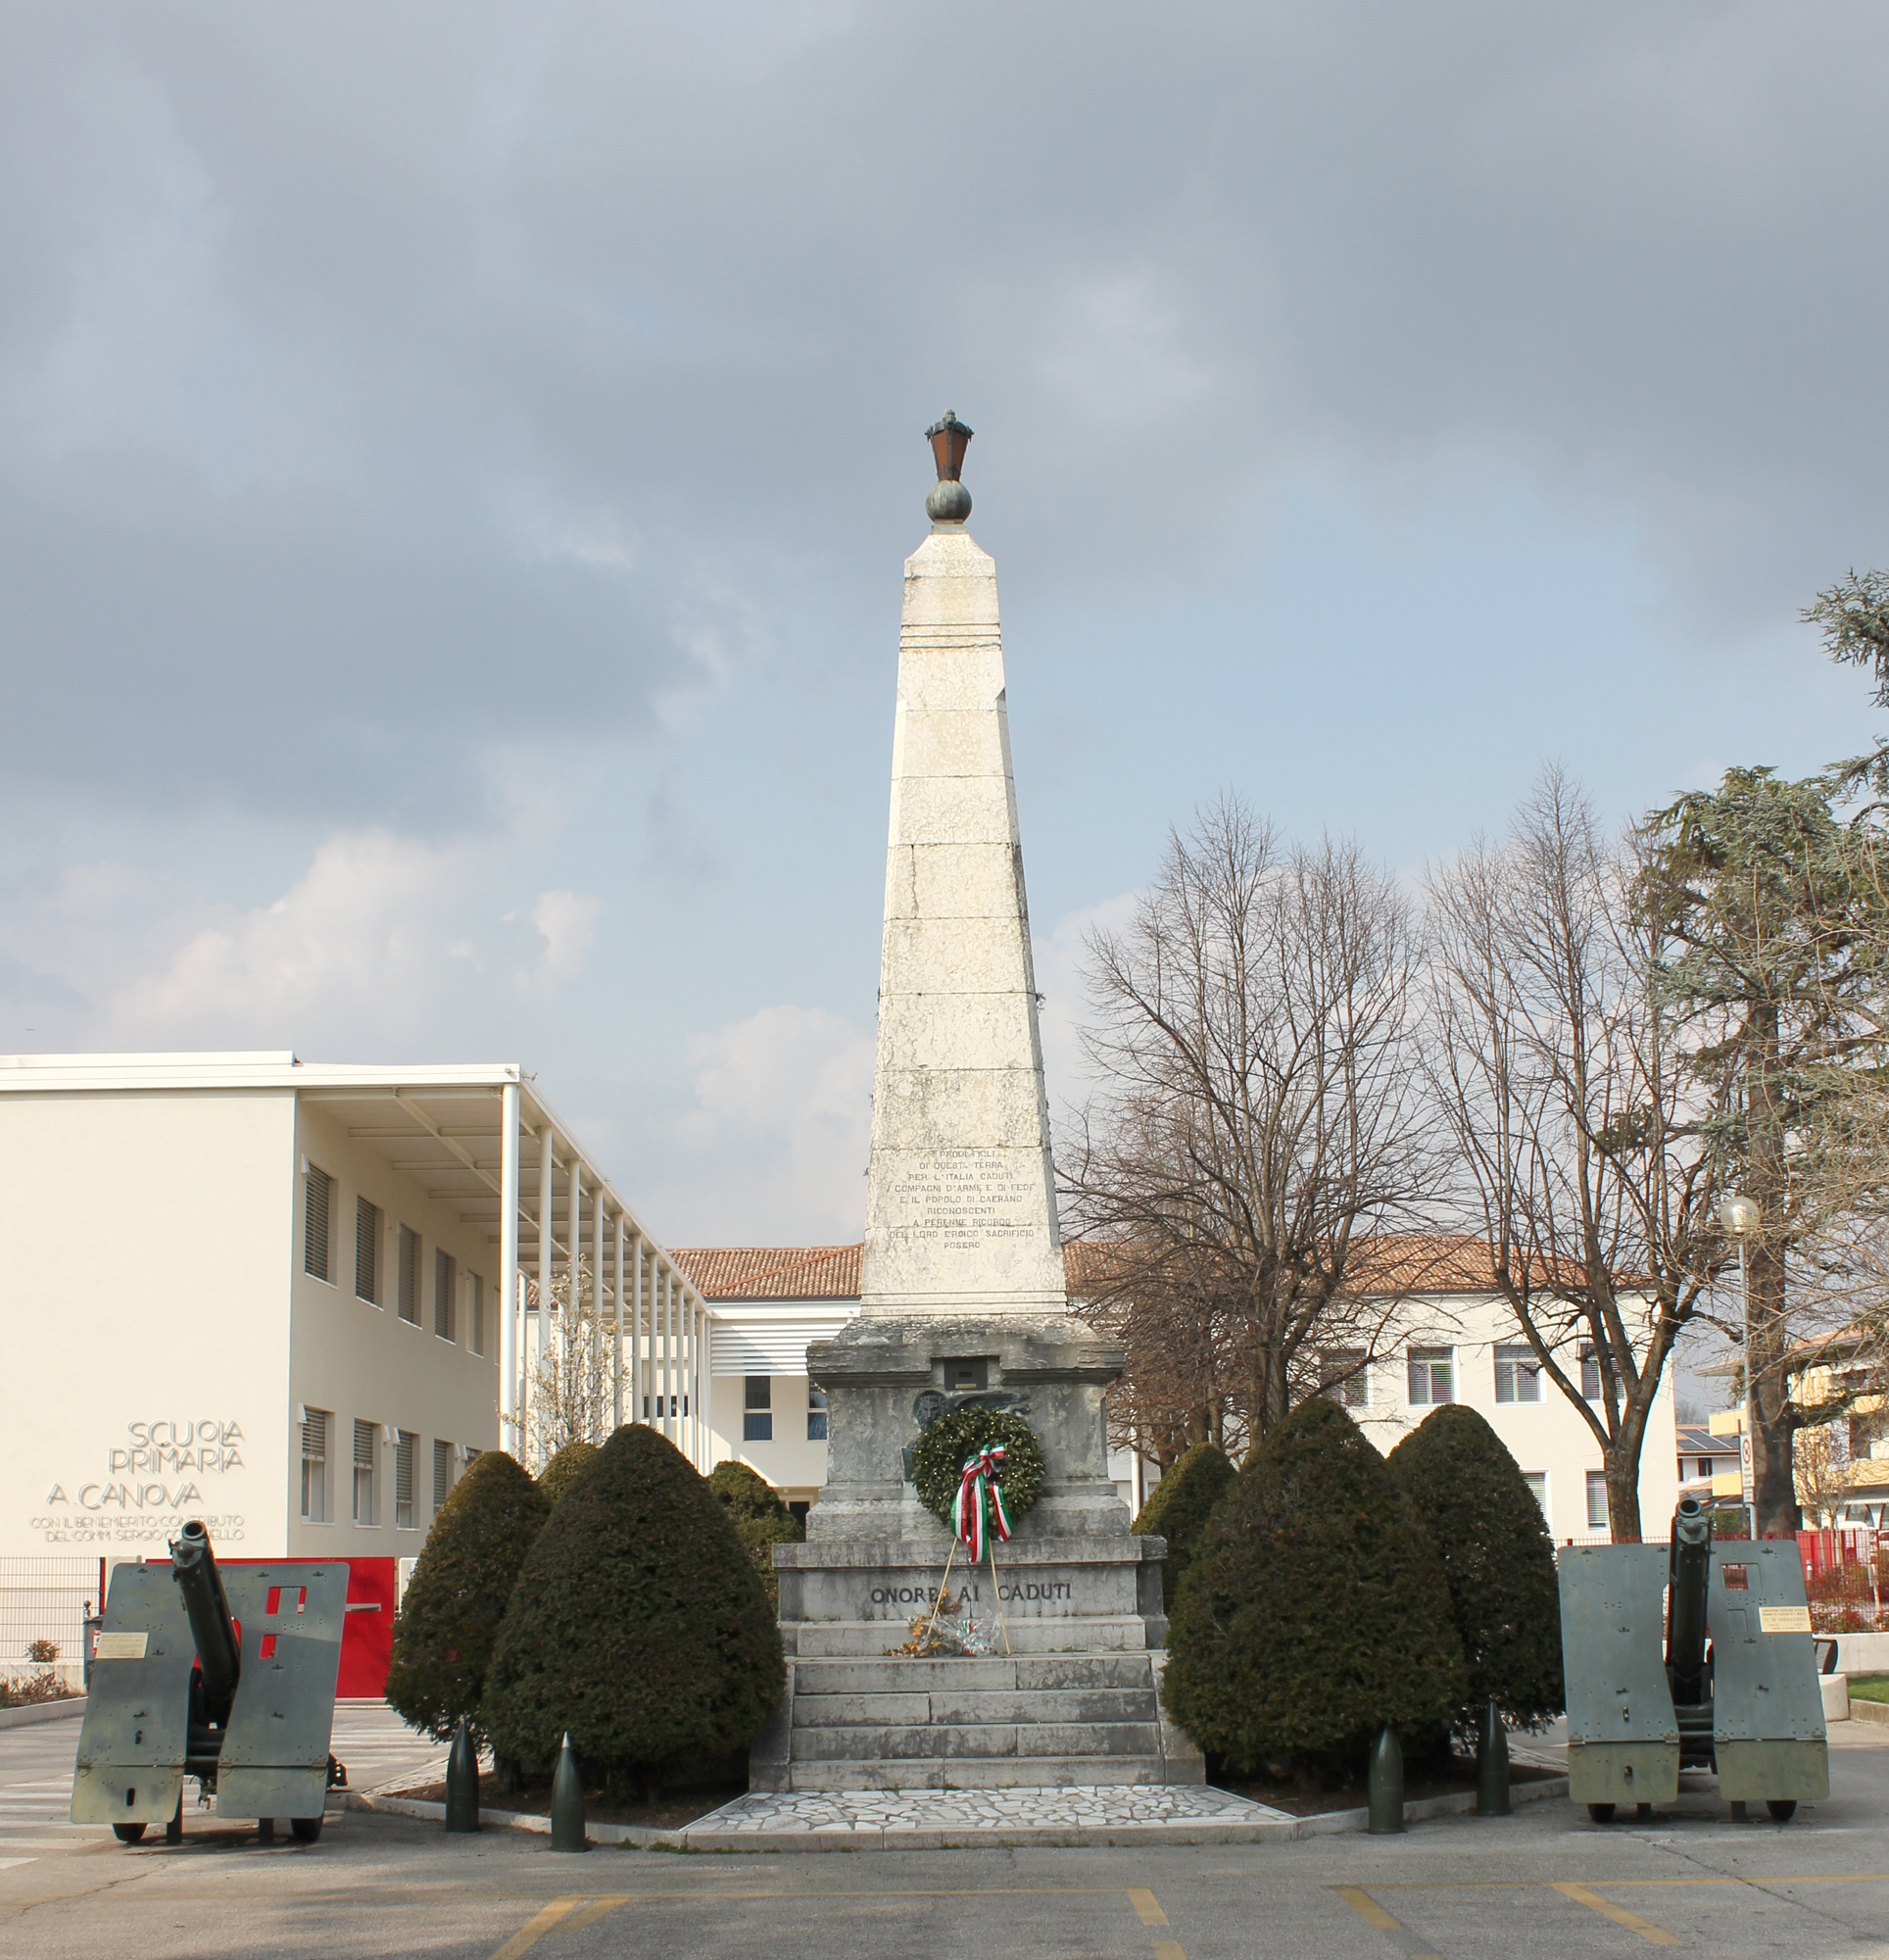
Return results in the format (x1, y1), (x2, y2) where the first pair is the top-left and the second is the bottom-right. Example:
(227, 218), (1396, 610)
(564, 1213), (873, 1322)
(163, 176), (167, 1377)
(525, 1262), (613, 1465)
(1065, 796), (1436, 1456)
(1426, 768), (1724, 1543)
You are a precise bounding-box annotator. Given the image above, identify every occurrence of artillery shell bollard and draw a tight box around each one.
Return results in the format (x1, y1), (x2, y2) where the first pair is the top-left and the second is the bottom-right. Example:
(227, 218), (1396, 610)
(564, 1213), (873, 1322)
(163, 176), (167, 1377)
(445, 1717), (480, 1834)
(1367, 1725), (1405, 1835)
(550, 1735), (588, 1853)
(1476, 1699), (1511, 1817)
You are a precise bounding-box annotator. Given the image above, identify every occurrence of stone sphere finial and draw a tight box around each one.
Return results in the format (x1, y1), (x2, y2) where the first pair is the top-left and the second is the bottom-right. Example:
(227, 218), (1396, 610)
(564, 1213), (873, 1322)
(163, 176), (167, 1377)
(925, 411), (973, 523)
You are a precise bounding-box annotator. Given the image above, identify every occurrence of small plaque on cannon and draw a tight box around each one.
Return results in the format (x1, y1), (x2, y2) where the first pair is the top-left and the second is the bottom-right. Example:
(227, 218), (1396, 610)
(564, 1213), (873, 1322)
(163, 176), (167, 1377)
(93, 1632), (148, 1660)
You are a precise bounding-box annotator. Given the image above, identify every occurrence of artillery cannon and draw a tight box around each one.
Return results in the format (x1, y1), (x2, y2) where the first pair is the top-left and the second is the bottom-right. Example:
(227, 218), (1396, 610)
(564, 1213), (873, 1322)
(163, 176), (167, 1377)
(1558, 1495), (1828, 1824)
(72, 1523), (349, 1845)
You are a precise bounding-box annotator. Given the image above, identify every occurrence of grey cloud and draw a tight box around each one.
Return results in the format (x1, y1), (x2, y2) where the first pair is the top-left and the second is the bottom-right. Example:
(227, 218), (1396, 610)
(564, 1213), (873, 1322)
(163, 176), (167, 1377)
(3, 3), (1885, 822)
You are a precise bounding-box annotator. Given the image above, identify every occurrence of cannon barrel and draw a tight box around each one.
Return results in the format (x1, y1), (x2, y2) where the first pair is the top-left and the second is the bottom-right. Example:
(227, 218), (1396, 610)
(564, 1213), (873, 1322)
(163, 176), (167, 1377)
(170, 1520), (241, 1728)
(1666, 1494), (1713, 1705)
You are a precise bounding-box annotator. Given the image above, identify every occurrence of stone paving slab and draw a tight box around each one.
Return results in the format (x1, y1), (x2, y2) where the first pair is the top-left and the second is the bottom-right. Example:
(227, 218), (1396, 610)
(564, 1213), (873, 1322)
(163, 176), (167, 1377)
(680, 1782), (1298, 1849)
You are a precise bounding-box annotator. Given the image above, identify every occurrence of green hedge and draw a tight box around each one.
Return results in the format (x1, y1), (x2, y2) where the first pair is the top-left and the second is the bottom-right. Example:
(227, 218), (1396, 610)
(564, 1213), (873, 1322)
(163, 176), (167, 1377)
(481, 1424), (785, 1790)
(707, 1459), (805, 1610)
(1132, 1443), (1235, 1610)
(1385, 1403), (1565, 1732)
(538, 1439), (601, 1506)
(383, 1451), (551, 1743)
(1163, 1396), (1466, 1775)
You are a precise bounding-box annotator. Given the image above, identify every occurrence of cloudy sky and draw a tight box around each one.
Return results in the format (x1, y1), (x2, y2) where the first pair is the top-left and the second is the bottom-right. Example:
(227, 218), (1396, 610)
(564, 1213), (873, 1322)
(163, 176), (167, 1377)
(3, 5), (1884, 1263)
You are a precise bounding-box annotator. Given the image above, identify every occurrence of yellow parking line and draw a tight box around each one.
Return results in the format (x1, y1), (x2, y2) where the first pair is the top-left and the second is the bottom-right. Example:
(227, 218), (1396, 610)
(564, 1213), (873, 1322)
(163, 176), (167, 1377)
(1128, 1888), (1169, 1927)
(1333, 1886), (1401, 1932)
(558, 1896), (632, 1935)
(488, 1896), (580, 1960)
(1150, 1942), (1187, 1960)
(1550, 1882), (1680, 1946)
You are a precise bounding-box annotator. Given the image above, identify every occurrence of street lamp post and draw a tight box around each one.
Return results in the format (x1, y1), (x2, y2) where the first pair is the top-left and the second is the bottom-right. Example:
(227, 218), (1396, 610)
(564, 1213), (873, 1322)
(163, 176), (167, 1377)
(1719, 1194), (1761, 1536)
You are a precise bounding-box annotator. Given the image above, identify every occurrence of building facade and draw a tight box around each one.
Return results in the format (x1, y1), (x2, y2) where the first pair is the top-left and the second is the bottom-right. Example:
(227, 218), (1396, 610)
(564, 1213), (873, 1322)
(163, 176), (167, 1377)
(0, 1052), (708, 1567)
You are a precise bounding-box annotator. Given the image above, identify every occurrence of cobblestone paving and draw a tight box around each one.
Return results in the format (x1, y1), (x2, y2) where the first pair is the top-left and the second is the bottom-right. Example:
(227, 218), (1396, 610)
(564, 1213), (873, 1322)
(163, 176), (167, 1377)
(687, 1783), (1290, 1838)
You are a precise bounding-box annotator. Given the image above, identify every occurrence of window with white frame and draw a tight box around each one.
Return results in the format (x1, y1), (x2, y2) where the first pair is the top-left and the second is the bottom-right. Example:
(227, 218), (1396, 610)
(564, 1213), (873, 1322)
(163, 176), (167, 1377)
(434, 1249), (457, 1342)
(745, 1376), (773, 1443)
(1407, 1347), (1454, 1405)
(300, 1409), (330, 1523)
(397, 1225), (420, 1325)
(1494, 1345), (1543, 1403)
(469, 1272), (485, 1356)
(1585, 1470), (1610, 1531)
(1321, 1348), (1369, 1407)
(433, 1438), (453, 1513)
(353, 1418), (378, 1525)
(394, 1431), (417, 1529)
(304, 1165), (333, 1282)
(1524, 1471), (1548, 1521)
(356, 1198), (380, 1303)
(807, 1386), (828, 1442)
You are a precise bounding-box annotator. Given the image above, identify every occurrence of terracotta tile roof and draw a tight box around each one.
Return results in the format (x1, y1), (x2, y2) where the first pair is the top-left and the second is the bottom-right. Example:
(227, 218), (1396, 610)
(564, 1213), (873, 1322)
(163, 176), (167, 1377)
(671, 1244), (862, 1300)
(674, 1234), (1537, 1303)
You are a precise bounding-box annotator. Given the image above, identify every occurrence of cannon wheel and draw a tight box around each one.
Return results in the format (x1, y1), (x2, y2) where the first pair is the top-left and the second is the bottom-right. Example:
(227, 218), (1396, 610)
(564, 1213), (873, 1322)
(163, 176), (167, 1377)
(112, 1823), (146, 1843)
(1767, 1800), (1798, 1823)
(290, 1816), (323, 1843)
(1586, 1802), (1617, 1823)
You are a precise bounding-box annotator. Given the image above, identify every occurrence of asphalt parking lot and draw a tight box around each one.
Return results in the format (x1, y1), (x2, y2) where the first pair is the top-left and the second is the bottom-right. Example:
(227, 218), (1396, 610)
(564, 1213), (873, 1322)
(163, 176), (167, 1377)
(3, 1711), (1886, 1959)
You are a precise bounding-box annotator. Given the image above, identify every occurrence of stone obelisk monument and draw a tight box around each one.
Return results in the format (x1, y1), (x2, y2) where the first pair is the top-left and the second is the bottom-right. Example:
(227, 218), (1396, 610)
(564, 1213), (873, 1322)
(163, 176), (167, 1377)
(860, 413), (1067, 1323)
(757, 418), (1189, 1791)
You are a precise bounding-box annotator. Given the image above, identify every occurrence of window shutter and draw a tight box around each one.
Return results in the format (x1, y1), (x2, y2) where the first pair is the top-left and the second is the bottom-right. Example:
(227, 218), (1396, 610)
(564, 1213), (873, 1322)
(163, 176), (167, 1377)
(304, 1167), (331, 1281)
(398, 1226), (419, 1324)
(432, 1437), (452, 1511)
(302, 1409), (327, 1461)
(469, 1273), (485, 1355)
(395, 1432), (416, 1528)
(435, 1249), (456, 1341)
(356, 1199), (379, 1303)
(354, 1418), (375, 1469)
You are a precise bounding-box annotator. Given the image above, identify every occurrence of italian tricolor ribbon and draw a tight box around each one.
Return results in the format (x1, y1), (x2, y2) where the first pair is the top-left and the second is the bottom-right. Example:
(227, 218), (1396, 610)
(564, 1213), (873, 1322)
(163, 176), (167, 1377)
(953, 1445), (1013, 1563)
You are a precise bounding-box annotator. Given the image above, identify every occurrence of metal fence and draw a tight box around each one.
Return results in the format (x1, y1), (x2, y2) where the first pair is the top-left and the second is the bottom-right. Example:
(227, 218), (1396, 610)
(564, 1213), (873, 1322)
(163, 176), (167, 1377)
(0, 1557), (104, 1688)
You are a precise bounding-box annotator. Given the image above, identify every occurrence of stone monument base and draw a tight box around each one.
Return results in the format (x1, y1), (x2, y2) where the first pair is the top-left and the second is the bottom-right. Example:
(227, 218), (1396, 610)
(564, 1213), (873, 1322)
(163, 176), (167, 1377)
(774, 1533), (1167, 1657)
(752, 1312), (1194, 1789)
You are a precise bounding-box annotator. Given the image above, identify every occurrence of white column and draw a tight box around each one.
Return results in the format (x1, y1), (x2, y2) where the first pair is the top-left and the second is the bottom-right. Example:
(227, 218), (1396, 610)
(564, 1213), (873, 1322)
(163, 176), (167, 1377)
(693, 1298), (706, 1467)
(662, 1267), (675, 1443)
(612, 1212), (625, 1434)
(630, 1234), (643, 1424)
(499, 1081), (520, 1456)
(590, 1183), (605, 1443)
(567, 1156), (583, 1445)
(699, 1302), (712, 1467)
(686, 1295), (699, 1465)
(535, 1126), (554, 1468)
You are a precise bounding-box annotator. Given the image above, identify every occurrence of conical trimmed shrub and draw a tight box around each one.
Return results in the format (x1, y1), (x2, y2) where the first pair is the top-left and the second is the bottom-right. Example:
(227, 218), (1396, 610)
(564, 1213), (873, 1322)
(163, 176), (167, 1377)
(539, 1439), (601, 1505)
(1163, 1396), (1467, 1775)
(706, 1459), (783, 1518)
(706, 1460), (804, 1612)
(1385, 1404), (1565, 1730)
(482, 1424), (785, 1788)
(384, 1450), (552, 1743)
(1132, 1442), (1235, 1609)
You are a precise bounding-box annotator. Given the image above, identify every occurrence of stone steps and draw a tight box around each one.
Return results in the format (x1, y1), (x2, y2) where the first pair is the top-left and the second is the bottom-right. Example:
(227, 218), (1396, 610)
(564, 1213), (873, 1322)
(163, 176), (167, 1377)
(774, 1755), (1172, 1791)
(751, 1649), (1202, 1792)
(793, 1653), (1158, 1692)
(789, 1617), (1162, 1657)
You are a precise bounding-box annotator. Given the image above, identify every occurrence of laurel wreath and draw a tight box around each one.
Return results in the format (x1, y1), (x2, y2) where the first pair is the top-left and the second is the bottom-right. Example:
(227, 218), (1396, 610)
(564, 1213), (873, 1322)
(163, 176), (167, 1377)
(909, 1407), (1045, 1529)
